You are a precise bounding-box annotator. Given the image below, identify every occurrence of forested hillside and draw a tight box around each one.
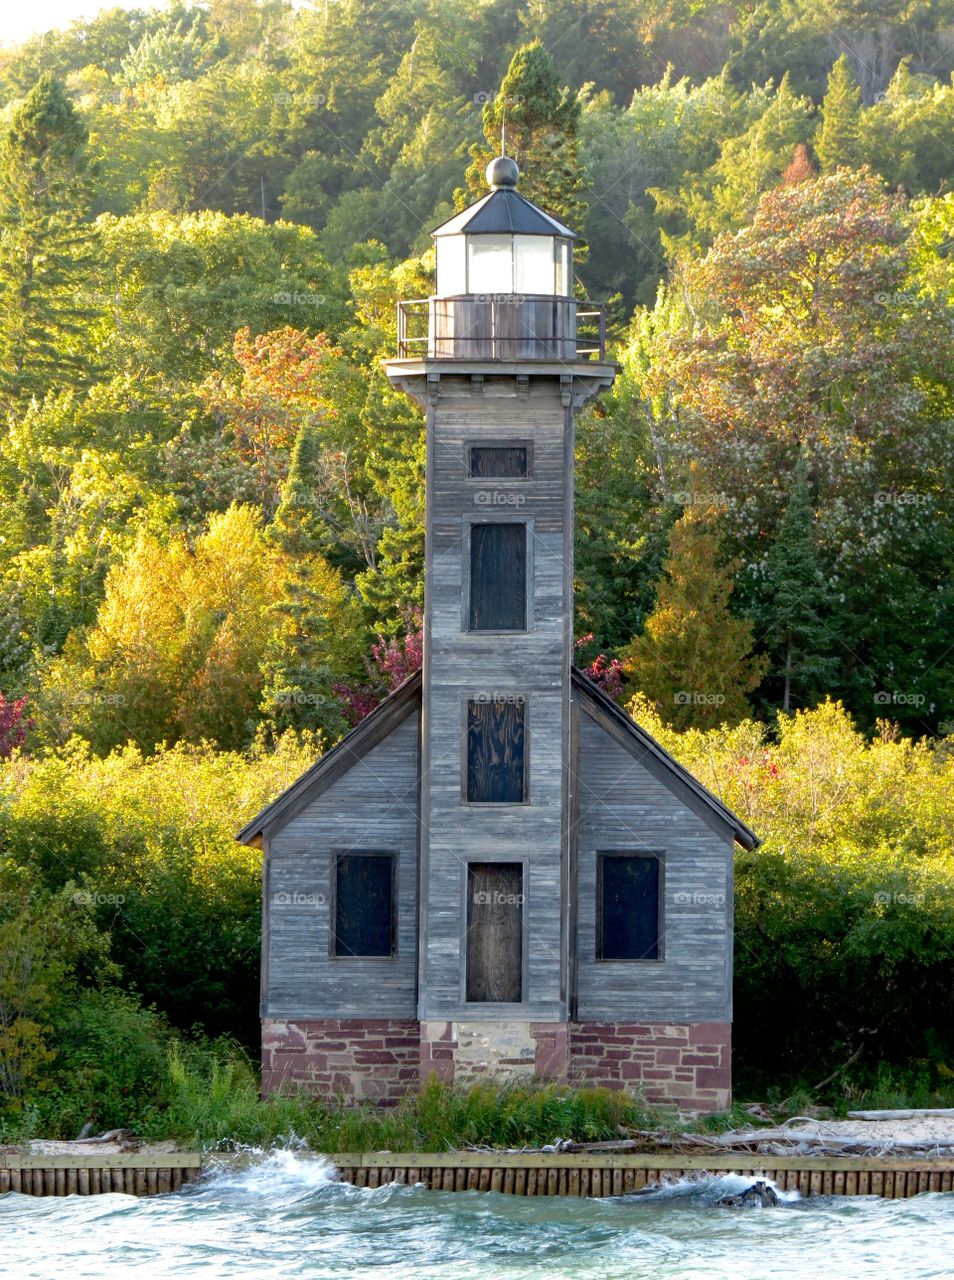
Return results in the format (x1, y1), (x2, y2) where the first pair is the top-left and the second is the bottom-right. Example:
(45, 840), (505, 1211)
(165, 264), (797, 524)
(0, 1), (952, 1124)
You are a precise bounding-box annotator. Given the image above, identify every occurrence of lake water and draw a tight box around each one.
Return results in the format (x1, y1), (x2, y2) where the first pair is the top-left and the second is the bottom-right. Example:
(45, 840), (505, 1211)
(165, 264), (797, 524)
(2, 1149), (953, 1279)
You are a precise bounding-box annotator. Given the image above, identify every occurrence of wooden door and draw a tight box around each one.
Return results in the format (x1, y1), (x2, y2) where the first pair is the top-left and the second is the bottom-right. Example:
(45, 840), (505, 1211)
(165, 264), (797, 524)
(466, 863), (523, 1002)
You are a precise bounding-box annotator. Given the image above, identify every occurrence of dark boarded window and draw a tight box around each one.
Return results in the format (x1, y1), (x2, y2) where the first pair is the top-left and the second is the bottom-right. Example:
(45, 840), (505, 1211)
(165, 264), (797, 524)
(596, 853), (662, 961)
(466, 699), (526, 803)
(469, 445), (529, 478)
(332, 852), (395, 958)
(469, 522), (527, 630)
(466, 862), (523, 1002)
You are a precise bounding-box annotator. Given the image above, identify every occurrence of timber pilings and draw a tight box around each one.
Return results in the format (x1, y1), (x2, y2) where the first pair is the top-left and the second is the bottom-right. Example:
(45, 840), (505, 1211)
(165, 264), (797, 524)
(1, 1150), (953, 1199)
(0, 1153), (202, 1196)
(332, 1151), (954, 1199)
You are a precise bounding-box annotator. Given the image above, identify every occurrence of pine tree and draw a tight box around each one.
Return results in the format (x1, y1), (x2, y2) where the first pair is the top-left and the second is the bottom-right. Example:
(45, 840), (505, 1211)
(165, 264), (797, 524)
(816, 55), (864, 172)
(461, 42), (585, 241)
(761, 455), (838, 712)
(262, 420), (366, 736)
(620, 507), (767, 730)
(0, 75), (100, 408)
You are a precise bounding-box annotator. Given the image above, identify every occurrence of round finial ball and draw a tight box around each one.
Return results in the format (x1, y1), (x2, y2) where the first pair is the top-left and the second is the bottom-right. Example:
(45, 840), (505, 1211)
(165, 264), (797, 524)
(486, 156), (519, 189)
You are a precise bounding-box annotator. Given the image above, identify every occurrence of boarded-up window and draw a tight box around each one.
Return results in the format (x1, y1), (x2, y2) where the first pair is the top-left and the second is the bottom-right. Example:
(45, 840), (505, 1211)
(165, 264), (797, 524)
(596, 853), (662, 961)
(466, 699), (526, 803)
(331, 852), (395, 958)
(469, 522), (527, 630)
(469, 445), (529, 478)
(466, 862), (523, 1002)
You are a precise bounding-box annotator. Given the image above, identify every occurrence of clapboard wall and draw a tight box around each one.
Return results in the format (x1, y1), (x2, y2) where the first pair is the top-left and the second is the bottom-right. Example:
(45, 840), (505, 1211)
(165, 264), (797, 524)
(573, 708), (734, 1022)
(264, 710), (420, 1019)
(420, 373), (572, 1021)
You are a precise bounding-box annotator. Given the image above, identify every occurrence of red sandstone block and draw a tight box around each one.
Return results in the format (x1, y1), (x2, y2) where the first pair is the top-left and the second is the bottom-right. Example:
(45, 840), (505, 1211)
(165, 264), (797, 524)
(688, 1023), (731, 1046)
(641, 1068), (676, 1080)
(681, 1053), (721, 1066)
(695, 1066), (731, 1089)
(354, 1051), (399, 1064)
(603, 1049), (628, 1061)
(654, 1049), (681, 1066)
(620, 1063), (644, 1080)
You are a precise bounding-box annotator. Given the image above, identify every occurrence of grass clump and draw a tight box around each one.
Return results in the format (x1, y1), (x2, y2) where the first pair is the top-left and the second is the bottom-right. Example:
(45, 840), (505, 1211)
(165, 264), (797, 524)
(146, 1044), (659, 1153)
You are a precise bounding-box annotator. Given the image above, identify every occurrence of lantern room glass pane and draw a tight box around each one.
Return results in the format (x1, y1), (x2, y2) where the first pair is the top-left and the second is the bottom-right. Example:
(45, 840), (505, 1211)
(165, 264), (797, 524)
(555, 239), (571, 295)
(436, 235), (467, 296)
(468, 234), (513, 294)
(514, 235), (555, 294)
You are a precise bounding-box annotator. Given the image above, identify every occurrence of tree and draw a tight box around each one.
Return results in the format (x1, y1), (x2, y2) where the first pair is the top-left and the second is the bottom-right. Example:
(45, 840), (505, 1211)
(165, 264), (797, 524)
(261, 419), (367, 738)
(0, 691), (32, 757)
(462, 41), (585, 238)
(620, 506), (767, 729)
(0, 74), (100, 407)
(816, 55), (864, 170)
(759, 455), (838, 712)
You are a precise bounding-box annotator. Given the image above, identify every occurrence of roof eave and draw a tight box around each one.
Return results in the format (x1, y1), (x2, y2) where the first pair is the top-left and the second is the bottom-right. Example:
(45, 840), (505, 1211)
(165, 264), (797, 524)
(571, 667), (761, 852)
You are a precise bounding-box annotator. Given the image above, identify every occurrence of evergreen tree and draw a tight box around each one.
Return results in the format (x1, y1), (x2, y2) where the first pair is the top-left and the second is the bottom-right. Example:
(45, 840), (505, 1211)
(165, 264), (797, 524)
(0, 74), (99, 407)
(760, 455), (838, 712)
(262, 420), (366, 737)
(815, 55), (864, 171)
(620, 506), (767, 730)
(462, 41), (586, 240)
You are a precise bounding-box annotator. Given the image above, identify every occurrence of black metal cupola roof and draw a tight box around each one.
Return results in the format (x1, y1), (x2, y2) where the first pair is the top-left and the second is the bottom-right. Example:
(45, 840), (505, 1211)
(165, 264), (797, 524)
(431, 156), (577, 240)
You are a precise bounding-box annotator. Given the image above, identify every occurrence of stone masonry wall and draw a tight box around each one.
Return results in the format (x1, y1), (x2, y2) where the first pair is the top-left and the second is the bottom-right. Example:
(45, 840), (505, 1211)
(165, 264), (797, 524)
(262, 1019), (730, 1112)
(261, 1018), (421, 1104)
(568, 1022), (731, 1112)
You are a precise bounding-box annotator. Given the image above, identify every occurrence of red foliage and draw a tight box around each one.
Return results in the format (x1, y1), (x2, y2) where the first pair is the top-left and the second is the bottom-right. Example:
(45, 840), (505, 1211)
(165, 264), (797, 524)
(574, 634), (625, 700)
(0, 692), (33, 758)
(334, 610), (423, 725)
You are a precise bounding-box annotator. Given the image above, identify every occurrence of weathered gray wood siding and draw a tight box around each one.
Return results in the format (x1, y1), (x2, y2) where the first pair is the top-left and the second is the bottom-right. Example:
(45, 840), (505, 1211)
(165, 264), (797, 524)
(573, 709), (734, 1022)
(421, 373), (571, 1021)
(264, 712), (420, 1019)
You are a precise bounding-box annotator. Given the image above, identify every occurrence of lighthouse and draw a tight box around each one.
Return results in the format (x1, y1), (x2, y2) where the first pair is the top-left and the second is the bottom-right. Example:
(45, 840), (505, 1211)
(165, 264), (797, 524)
(240, 160), (756, 1110)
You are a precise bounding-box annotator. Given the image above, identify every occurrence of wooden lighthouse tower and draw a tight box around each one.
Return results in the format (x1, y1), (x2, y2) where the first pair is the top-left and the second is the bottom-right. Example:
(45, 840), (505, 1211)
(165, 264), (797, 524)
(240, 160), (757, 1110)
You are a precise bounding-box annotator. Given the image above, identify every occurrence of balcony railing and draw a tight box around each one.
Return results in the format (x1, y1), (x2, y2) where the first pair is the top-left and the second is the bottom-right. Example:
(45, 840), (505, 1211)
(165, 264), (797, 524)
(396, 296), (606, 361)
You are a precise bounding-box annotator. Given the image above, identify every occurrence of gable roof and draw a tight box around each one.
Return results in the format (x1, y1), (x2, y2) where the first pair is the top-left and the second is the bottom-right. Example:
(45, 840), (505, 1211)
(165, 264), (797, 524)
(236, 666), (759, 852)
(236, 671), (422, 847)
(571, 667), (759, 850)
(431, 188), (577, 239)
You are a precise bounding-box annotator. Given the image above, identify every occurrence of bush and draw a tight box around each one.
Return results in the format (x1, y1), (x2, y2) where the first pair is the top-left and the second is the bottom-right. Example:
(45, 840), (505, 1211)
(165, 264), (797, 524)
(35, 989), (175, 1137)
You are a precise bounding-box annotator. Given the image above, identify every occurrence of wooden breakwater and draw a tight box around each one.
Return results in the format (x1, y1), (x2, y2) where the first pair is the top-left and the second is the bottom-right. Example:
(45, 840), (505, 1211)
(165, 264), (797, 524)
(3, 1149), (953, 1199)
(333, 1151), (954, 1200)
(0, 1152), (203, 1197)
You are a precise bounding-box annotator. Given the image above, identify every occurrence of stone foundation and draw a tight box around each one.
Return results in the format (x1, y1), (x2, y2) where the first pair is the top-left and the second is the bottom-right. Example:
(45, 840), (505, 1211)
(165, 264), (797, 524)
(419, 1021), (569, 1087)
(568, 1021), (731, 1112)
(261, 1018), (421, 1104)
(262, 1018), (730, 1111)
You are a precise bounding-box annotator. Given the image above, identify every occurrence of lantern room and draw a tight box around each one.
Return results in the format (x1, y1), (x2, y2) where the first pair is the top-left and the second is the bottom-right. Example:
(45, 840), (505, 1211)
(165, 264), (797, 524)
(397, 157), (604, 362)
(433, 156), (574, 298)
